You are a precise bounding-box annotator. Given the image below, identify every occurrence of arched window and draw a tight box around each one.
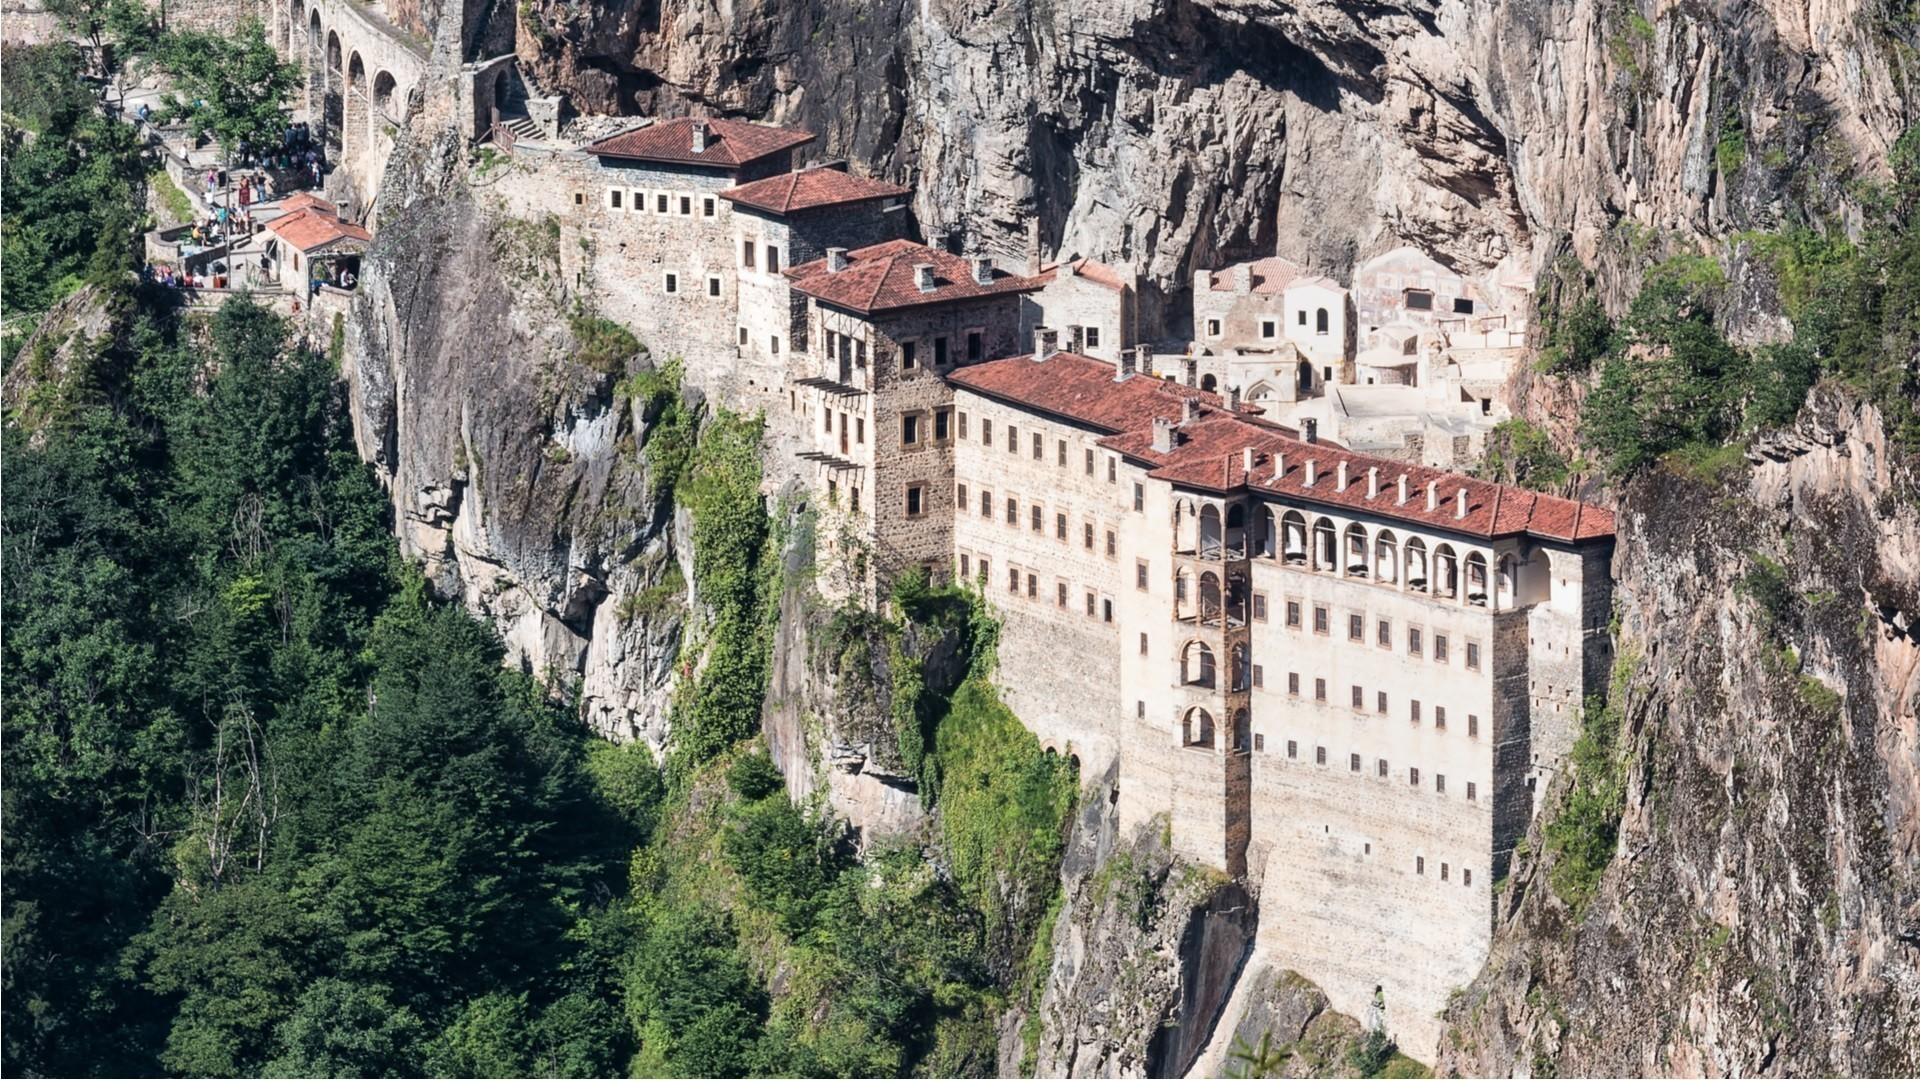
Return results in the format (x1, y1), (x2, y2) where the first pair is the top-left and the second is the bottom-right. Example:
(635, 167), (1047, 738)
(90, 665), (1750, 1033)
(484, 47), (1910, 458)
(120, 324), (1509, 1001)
(1199, 505), (1223, 557)
(1182, 707), (1216, 749)
(1465, 552), (1489, 606)
(1312, 518), (1337, 571)
(1404, 537), (1429, 592)
(1224, 503), (1245, 555)
(1344, 523), (1369, 577)
(1201, 373), (1219, 393)
(1173, 497), (1199, 553)
(1182, 641), (1216, 689)
(1434, 544), (1459, 599)
(1316, 308), (1329, 334)
(1497, 554), (1515, 608)
(1374, 530), (1399, 584)
(1230, 644), (1248, 691)
(1258, 506), (1279, 559)
(1199, 572), (1223, 623)
(1282, 511), (1308, 564)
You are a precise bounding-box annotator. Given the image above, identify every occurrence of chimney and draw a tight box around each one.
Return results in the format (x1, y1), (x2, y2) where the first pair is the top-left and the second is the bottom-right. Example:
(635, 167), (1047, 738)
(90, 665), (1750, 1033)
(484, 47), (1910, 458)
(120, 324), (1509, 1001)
(1024, 218), (1042, 276)
(1135, 344), (1154, 377)
(1182, 397), (1201, 424)
(1337, 461), (1350, 490)
(690, 120), (708, 153)
(1182, 358), (1199, 387)
(971, 255), (994, 286)
(826, 247), (849, 273)
(1067, 324), (1085, 354)
(914, 263), (936, 293)
(1235, 264), (1253, 295)
(1366, 467), (1379, 499)
(1456, 487), (1469, 519)
(1116, 349), (1137, 381)
(1227, 384), (1242, 409)
(1033, 326), (1058, 359)
(1305, 459), (1318, 486)
(1271, 450), (1285, 481)
(1303, 418), (1318, 444)
(1427, 480), (1439, 511)
(1152, 416), (1178, 453)
(1397, 474), (1409, 505)
(926, 228), (947, 252)
(1242, 447), (1257, 473)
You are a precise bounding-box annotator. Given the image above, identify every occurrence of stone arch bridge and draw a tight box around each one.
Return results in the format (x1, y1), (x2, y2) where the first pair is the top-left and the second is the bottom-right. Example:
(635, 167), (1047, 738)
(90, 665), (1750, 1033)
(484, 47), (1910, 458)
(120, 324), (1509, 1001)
(273, 0), (427, 204)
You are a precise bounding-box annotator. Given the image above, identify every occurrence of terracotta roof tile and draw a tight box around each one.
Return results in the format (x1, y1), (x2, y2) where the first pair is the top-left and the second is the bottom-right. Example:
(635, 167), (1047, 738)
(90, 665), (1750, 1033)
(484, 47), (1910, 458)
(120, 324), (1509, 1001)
(279, 192), (336, 214)
(1207, 256), (1302, 296)
(719, 167), (909, 215)
(786, 239), (1044, 315)
(955, 352), (1615, 545)
(1035, 257), (1131, 293)
(264, 207), (371, 252)
(584, 117), (816, 169)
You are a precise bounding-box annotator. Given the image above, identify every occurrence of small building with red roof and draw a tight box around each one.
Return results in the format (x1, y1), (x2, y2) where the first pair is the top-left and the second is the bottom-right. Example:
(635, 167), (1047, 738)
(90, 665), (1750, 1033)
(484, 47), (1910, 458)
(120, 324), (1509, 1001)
(1019, 256), (1141, 367)
(262, 204), (372, 292)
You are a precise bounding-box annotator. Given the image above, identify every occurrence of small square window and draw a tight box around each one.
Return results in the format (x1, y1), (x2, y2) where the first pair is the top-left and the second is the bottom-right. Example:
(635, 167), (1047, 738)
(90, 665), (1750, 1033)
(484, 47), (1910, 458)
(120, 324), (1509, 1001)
(1261, 320), (1276, 339)
(707, 275), (721, 297)
(1206, 318), (1221, 337)
(905, 484), (925, 517)
(1085, 326), (1101, 348)
(574, 192), (586, 206)
(609, 189), (624, 209)
(664, 273), (678, 294)
(702, 196), (716, 217)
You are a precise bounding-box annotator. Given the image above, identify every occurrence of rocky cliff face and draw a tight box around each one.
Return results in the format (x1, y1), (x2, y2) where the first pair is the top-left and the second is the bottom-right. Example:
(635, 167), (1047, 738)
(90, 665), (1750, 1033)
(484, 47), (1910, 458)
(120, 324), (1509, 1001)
(1439, 388), (1920, 1076)
(514, 0), (1913, 304)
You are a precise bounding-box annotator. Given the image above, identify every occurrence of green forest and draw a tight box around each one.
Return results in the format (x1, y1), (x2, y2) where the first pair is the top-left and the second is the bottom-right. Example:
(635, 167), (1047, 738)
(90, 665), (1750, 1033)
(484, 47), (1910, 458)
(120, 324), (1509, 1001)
(2, 40), (1075, 1079)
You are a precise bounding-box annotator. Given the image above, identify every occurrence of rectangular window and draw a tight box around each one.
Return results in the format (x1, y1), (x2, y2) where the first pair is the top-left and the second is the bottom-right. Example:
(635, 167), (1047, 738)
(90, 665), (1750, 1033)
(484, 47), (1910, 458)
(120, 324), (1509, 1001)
(1411, 700), (1422, 724)
(1454, 297), (1474, 314)
(706, 275), (722, 297)
(1466, 641), (1482, 671)
(958, 412), (968, 439)
(1138, 701), (1146, 718)
(978, 559), (988, 583)
(703, 196), (716, 217)
(1085, 592), (1095, 617)
(1031, 506), (1043, 532)
(967, 331), (983, 361)
(849, 486), (859, 512)
(1059, 583), (1069, 608)
(1102, 598), (1113, 623)
(1377, 619), (1391, 647)
(1008, 568), (1019, 593)
(855, 417), (865, 445)
(1435, 707), (1447, 731)
(934, 408), (951, 441)
(1287, 601), (1302, 628)
(901, 341), (918, 371)
(770, 335), (781, 355)
(981, 418), (991, 444)
(855, 340), (866, 368)
(1351, 685), (1364, 709)
(1416, 856), (1426, 875)
(1378, 758), (1388, 778)
(655, 193), (667, 213)
(1261, 320), (1276, 339)
(1440, 862), (1450, 882)
(609, 189), (623, 209)
(1468, 715), (1480, 738)
(1206, 318), (1221, 336)
(1252, 593), (1268, 622)
(1350, 753), (1361, 772)
(1288, 672), (1300, 696)
(1083, 523), (1094, 550)
(1027, 573), (1037, 599)
(1108, 457), (1117, 483)
(956, 483), (968, 508)
(742, 239), (755, 267)
(664, 273), (679, 293)
(1057, 439), (1067, 466)
(1405, 289), (1433, 311)
(1467, 781), (1477, 801)
(1136, 561), (1149, 590)
(1409, 767), (1420, 787)
(679, 195), (692, 215)
(959, 553), (970, 578)
(1139, 632), (1148, 655)
(1348, 614), (1364, 641)
(741, 326), (750, 346)
(1105, 531), (1117, 558)
(1287, 740), (1298, 760)
(1251, 664), (1263, 688)
(1134, 483), (1144, 512)
(902, 414), (920, 445)
(1436, 774), (1447, 794)
(1377, 691), (1387, 715)
(766, 246), (781, 273)
(1056, 513), (1068, 541)
(1408, 627), (1423, 656)
(1434, 634), (1449, 662)
(980, 490), (992, 516)
(1085, 448), (1095, 476)
(1464, 868), (1473, 887)
(1032, 432), (1043, 460)
(1315, 746), (1327, 766)
(1314, 606), (1329, 634)
(1005, 497), (1017, 525)
(934, 337), (949, 367)
(905, 484), (924, 517)
(1007, 425), (1018, 453)
(1254, 733), (1264, 752)
(1085, 326), (1101, 348)
(1314, 678), (1327, 702)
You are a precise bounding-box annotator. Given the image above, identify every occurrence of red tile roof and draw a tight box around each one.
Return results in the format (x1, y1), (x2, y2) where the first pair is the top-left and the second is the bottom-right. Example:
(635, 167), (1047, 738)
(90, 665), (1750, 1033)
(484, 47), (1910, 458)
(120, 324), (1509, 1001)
(948, 351), (1230, 433)
(265, 207), (372, 252)
(1207, 256), (1301, 296)
(955, 352), (1615, 545)
(719, 167), (909, 215)
(1036, 257), (1131, 293)
(785, 239), (1045, 315)
(279, 192), (336, 214)
(584, 117), (816, 169)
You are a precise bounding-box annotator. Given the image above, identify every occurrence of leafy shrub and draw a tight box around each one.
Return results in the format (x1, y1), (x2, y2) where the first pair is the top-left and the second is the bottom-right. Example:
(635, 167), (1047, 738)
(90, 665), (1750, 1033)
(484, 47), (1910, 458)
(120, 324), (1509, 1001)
(568, 309), (641, 375)
(726, 750), (783, 801)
